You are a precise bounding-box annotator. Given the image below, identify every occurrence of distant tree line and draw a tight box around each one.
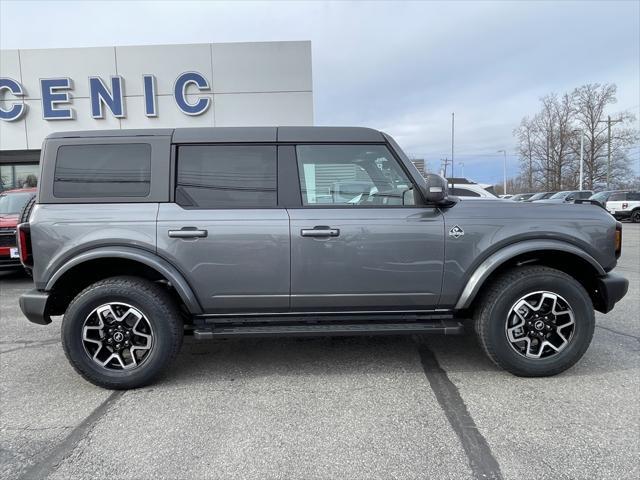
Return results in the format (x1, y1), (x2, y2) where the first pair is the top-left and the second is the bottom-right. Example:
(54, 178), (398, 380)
(508, 83), (638, 193)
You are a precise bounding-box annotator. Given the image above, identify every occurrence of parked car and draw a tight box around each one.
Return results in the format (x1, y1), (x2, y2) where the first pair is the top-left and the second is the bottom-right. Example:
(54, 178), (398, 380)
(447, 180), (501, 199)
(605, 191), (640, 222)
(509, 193), (535, 202)
(533, 190), (594, 204)
(523, 192), (556, 202)
(0, 188), (36, 270)
(18, 127), (628, 389)
(589, 190), (627, 208)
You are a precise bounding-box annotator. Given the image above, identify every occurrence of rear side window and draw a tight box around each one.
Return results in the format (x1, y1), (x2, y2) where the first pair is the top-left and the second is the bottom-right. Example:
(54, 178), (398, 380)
(54, 144), (151, 198)
(176, 145), (277, 208)
(627, 192), (640, 201)
(609, 192), (627, 201)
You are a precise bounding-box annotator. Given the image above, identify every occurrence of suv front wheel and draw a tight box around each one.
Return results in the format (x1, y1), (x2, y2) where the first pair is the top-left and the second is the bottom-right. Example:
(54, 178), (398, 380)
(474, 266), (595, 377)
(62, 276), (183, 389)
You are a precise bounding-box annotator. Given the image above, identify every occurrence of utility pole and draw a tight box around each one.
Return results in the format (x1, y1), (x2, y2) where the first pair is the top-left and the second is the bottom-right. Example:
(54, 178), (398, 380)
(497, 149), (507, 195)
(440, 157), (450, 177)
(458, 162), (464, 177)
(579, 130), (584, 191)
(451, 113), (455, 181)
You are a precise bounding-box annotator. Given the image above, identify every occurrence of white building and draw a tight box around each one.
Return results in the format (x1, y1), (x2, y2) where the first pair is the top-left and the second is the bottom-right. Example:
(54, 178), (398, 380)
(0, 41), (313, 190)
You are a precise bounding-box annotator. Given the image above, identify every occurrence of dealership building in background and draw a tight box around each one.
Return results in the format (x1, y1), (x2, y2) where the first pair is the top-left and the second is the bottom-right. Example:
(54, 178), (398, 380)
(0, 41), (313, 190)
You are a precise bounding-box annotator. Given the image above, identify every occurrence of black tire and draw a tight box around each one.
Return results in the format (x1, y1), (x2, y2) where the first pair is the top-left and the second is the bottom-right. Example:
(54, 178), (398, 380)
(62, 276), (183, 389)
(631, 209), (640, 223)
(473, 266), (595, 377)
(18, 193), (36, 224)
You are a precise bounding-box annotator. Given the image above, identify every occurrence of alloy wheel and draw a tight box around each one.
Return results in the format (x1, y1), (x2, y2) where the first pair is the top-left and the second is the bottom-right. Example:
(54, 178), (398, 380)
(81, 302), (154, 370)
(505, 291), (575, 359)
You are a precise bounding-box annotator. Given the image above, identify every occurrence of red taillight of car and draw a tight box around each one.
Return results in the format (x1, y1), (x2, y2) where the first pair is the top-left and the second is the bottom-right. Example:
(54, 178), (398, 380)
(16, 223), (33, 267)
(614, 222), (622, 259)
(622, 202), (628, 210)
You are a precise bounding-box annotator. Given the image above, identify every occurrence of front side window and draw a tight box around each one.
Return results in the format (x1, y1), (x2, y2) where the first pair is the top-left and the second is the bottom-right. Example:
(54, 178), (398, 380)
(176, 145), (277, 208)
(296, 145), (415, 206)
(54, 144), (151, 198)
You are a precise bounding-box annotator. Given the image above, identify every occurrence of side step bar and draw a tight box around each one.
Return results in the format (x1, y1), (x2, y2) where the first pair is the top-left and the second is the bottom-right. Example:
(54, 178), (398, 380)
(193, 319), (464, 339)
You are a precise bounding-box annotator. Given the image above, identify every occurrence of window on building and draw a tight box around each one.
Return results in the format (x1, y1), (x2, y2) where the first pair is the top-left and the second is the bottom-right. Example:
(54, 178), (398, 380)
(0, 164), (39, 191)
(296, 145), (414, 206)
(176, 145), (277, 208)
(54, 144), (151, 198)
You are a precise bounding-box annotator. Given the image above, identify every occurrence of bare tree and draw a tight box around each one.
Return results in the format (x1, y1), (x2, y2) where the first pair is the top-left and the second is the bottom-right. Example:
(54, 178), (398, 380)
(514, 116), (536, 191)
(514, 83), (638, 191)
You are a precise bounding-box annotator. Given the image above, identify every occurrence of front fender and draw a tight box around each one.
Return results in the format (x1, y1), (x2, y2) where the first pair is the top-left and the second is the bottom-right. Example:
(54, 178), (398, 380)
(453, 239), (606, 310)
(44, 246), (203, 314)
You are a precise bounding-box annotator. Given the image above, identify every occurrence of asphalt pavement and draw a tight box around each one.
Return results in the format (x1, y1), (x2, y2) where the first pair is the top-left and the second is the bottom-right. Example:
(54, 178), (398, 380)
(1, 224), (638, 480)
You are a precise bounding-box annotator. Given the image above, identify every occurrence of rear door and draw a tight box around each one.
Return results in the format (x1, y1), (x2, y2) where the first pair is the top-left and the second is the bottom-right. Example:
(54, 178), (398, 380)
(156, 144), (290, 313)
(286, 144), (444, 311)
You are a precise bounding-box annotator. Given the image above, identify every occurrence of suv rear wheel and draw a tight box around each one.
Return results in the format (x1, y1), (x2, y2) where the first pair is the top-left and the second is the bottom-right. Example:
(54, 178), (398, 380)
(474, 266), (595, 377)
(62, 276), (183, 389)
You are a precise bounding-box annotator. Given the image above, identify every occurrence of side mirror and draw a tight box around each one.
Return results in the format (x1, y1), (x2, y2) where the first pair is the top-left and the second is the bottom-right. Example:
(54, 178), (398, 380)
(420, 174), (450, 205)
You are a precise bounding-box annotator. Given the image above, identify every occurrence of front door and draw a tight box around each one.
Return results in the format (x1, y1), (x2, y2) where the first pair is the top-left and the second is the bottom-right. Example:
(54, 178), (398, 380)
(157, 144), (290, 313)
(288, 144), (444, 311)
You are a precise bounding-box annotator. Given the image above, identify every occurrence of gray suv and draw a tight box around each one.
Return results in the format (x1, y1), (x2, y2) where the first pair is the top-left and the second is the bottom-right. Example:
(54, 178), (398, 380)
(17, 127), (628, 389)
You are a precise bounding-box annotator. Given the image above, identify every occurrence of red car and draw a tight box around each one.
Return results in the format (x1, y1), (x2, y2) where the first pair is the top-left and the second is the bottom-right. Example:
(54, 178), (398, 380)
(0, 188), (36, 270)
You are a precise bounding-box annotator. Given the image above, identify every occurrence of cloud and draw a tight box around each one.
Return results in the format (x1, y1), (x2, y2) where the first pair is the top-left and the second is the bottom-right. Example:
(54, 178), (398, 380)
(2, 0), (638, 183)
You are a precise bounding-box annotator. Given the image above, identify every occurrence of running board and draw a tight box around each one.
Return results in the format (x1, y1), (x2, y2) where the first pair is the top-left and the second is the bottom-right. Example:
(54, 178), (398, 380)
(193, 319), (464, 339)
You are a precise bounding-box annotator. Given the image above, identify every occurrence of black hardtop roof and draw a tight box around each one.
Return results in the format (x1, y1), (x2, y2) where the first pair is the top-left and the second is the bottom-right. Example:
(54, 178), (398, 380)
(46, 126), (386, 143)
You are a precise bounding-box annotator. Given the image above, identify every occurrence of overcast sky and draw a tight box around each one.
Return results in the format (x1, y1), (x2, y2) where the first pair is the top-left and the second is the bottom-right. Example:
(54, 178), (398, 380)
(1, 0), (639, 184)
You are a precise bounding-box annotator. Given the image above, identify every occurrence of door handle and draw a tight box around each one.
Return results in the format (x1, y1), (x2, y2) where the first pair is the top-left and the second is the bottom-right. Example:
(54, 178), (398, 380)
(168, 227), (208, 238)
(301, 227), (340, 238)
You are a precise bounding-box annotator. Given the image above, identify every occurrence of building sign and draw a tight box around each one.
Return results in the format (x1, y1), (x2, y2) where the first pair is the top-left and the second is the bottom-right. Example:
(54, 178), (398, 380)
(0, 41), (313, 151)
(0, 72), (213, 121)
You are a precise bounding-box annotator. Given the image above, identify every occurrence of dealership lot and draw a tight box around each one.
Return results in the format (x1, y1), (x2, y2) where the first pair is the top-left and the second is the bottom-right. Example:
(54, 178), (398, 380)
(1, 224), (638, 480)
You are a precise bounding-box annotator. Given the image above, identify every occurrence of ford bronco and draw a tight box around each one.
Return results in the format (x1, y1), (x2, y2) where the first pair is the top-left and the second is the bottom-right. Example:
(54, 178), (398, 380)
(17, 127), (628, 389)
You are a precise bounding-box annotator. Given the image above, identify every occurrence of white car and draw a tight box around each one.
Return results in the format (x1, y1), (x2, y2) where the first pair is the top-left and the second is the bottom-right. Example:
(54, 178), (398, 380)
(605, 191), (640, 223)
(449, 182), (501, 199)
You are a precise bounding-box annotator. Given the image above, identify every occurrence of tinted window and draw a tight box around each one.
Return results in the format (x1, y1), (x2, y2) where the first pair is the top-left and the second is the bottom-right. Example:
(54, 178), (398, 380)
(628, 192), (640, 201)
(609, 192), (627, 201)
(176, 145), (277, 208)
(296, 145), (414, 206)
(575, 191), (592, 199)
(451, 187), (480, 197)
(54, 144), (151, 198)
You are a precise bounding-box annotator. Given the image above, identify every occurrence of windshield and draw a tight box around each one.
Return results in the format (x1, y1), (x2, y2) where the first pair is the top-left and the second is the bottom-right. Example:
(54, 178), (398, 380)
(549, 191), (572, 199)
(527, 192), (546, 201)
(0, 192), (32, 215)
(589, 192), (609, 202)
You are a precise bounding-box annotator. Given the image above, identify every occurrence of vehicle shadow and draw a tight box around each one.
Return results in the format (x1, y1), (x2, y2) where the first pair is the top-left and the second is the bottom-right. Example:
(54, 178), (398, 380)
(159, 327), (636, 388)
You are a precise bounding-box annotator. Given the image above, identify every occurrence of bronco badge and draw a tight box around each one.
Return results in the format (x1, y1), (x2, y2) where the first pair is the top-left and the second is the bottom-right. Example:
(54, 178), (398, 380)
(449, 225), (464, 239)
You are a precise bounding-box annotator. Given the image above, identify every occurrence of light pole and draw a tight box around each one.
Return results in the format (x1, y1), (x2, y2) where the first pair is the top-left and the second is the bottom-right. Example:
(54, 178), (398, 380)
(497, 150), (507, 195)
(458, 162), (464, 178)
(579, 129), (584, 191)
